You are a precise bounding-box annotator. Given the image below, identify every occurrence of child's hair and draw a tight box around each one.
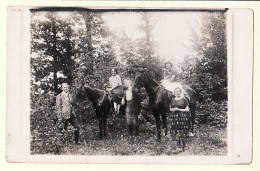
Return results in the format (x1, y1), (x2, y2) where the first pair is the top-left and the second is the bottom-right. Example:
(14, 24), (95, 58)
(62, 83), (69, 88)
(174, 87), (182, 93)
(111, 68), (118, 74)
(164, 61), (173, 68)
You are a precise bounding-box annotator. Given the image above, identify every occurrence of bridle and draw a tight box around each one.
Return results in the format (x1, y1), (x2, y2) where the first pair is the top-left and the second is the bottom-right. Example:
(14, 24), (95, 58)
(80, 83), (106, 107)
(134, 71), (161, 97)
(134, 72), (149, 89)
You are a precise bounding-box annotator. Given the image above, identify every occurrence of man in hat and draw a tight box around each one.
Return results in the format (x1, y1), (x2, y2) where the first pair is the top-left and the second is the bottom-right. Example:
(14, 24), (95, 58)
(56, 83), (80, 144)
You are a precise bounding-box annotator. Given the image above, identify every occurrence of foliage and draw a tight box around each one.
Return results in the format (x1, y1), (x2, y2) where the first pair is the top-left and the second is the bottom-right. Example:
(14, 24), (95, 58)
(196, 99), (228, 128)
(31, 12), (76, 93)
(112, 12), (164, 81)
(137, 13), (163, 80)
(180, 12), (227, 102)
(30, 90), (227, 155)
(30, 11), (228, 155)
(72, 12), (118, 86)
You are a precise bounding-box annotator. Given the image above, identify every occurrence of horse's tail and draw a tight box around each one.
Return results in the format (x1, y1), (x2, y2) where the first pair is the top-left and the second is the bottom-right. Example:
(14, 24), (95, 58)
(182, 85), (197, 133)
(182, 85), (198, 104)
(182, 85), (196, 94)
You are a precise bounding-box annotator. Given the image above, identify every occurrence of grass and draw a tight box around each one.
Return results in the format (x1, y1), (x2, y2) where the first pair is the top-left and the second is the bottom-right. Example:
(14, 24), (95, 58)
(30, 109), (227, 156)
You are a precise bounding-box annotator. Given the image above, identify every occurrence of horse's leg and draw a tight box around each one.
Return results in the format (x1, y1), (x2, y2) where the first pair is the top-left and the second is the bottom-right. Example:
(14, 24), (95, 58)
(134, 125), (139, 136)
(190, 104), (196, 134)
(162, 112), (167, 136)
(128, 124), (134, 135)
(182, 138), (185, 152)
(134, 114), (139, 136)
(97, 113), (103, 139)
(103, 112), (107, 139)
(154, 113), (161, 141)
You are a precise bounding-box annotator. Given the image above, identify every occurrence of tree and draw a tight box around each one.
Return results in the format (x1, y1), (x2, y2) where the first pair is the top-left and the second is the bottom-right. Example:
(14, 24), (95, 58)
(180, 12), (227, 102)
(112, 29), (143, 77)
(137, 12), (163, 80)
(31, 12), (76, 94)
(71, 11), (117, 89)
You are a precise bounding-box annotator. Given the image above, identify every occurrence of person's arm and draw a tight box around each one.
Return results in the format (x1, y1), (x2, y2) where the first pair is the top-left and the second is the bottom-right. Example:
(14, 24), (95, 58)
(164, 69), (176, 82)
(175, 105), (189, 112)
(170, 105), (189, 112)
(168, 70), (177, 82)
(169, 74), (176, 82)
(117, 75), (123, 86)
(108, 77), (112, 88)
(169, 99), (175, 111)
(107, 77), (113, 91)
(163, 70), (167, 79)
(170, 98), (190, 112)
(68, 93), (75, 105)
(56, 94), (62, 120)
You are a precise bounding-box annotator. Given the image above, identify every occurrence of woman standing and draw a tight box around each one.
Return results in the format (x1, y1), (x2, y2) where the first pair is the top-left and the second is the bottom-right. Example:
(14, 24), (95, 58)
(169, 87), (190, 151)
(107, 68), (124, 114)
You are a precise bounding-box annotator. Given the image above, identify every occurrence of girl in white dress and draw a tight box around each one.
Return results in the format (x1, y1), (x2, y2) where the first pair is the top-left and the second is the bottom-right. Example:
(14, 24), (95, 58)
(107, 68), (124, 114)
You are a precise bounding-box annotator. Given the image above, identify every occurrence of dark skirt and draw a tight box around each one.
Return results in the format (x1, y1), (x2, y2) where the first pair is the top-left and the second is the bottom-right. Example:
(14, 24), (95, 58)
(168, 111), (190, 139)
(111, 85), (124, 104)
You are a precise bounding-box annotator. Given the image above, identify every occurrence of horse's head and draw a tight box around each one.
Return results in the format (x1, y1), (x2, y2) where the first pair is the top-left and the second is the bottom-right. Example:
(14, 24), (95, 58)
(133, 69), (149, 93)
(74, 83), (87, 102)
(133, 72), (144, 90)
(134, 69), (148, 89)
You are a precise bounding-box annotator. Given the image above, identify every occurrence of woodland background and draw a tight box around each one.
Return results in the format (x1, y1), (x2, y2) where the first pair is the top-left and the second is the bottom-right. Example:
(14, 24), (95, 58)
(30, 9), (228, 155)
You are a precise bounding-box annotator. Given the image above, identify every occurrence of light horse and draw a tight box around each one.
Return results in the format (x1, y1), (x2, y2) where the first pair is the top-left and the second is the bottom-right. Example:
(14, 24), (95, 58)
(133, 70), (197, 141)
(75, 83), (111, 139)
(124, 79), (142, 136)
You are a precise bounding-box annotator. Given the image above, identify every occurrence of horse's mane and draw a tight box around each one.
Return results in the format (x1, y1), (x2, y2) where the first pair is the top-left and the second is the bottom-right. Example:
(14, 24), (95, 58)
(79, 85), (105, 103)
(84, 85), (105, 95)
(143, 71), (159, 86)
(137, 71), (161, 99)
(93, 87), (106, 94)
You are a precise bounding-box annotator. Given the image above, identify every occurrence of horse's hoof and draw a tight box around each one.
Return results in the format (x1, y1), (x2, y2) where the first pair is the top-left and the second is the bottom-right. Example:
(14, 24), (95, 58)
(98, 135), (102, 140)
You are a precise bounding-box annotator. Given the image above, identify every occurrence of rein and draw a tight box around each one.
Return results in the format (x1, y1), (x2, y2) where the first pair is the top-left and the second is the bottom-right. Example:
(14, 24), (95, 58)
(82, 85), (107, 107)
(142, 72), (160, 97)
(98, 90), (106, 106)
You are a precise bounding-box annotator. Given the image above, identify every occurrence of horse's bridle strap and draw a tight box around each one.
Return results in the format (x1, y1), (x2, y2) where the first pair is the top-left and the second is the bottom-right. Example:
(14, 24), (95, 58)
(98, 90), (106, 106)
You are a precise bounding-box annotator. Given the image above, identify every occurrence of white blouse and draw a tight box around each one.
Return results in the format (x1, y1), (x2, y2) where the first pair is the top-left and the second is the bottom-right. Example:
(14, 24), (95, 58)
(109, 75), (122, 89)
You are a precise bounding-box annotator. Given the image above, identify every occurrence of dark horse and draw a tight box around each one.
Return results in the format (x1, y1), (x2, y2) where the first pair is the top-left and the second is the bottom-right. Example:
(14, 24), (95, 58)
(133, 71), (197, 141)
(75, 83), (111, 139)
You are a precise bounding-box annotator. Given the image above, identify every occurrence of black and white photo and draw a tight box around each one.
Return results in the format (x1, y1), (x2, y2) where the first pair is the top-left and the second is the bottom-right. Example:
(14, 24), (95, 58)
(6, 7), (253, 164)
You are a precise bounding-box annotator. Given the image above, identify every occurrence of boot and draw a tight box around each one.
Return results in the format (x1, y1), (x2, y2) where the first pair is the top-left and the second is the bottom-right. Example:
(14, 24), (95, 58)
(128, 125), (134, 135)
(74, 129), (80, 144)
(134, 125), (139, 136)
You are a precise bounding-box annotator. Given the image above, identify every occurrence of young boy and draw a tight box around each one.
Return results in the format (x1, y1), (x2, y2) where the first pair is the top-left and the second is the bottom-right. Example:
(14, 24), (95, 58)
(56, 83), (80, 144)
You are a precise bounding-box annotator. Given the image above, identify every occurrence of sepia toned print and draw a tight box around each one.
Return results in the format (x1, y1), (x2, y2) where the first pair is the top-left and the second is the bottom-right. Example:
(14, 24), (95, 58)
(29, 8), (229, 156)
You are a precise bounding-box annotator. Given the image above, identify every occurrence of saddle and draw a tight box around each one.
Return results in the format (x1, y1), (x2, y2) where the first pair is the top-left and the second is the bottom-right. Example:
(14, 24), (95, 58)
(111, 85), (125, 99)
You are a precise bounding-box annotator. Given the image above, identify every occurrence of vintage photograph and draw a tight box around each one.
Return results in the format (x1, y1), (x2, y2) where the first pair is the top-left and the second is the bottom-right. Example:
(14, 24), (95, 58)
(29, 8), (228, 156)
